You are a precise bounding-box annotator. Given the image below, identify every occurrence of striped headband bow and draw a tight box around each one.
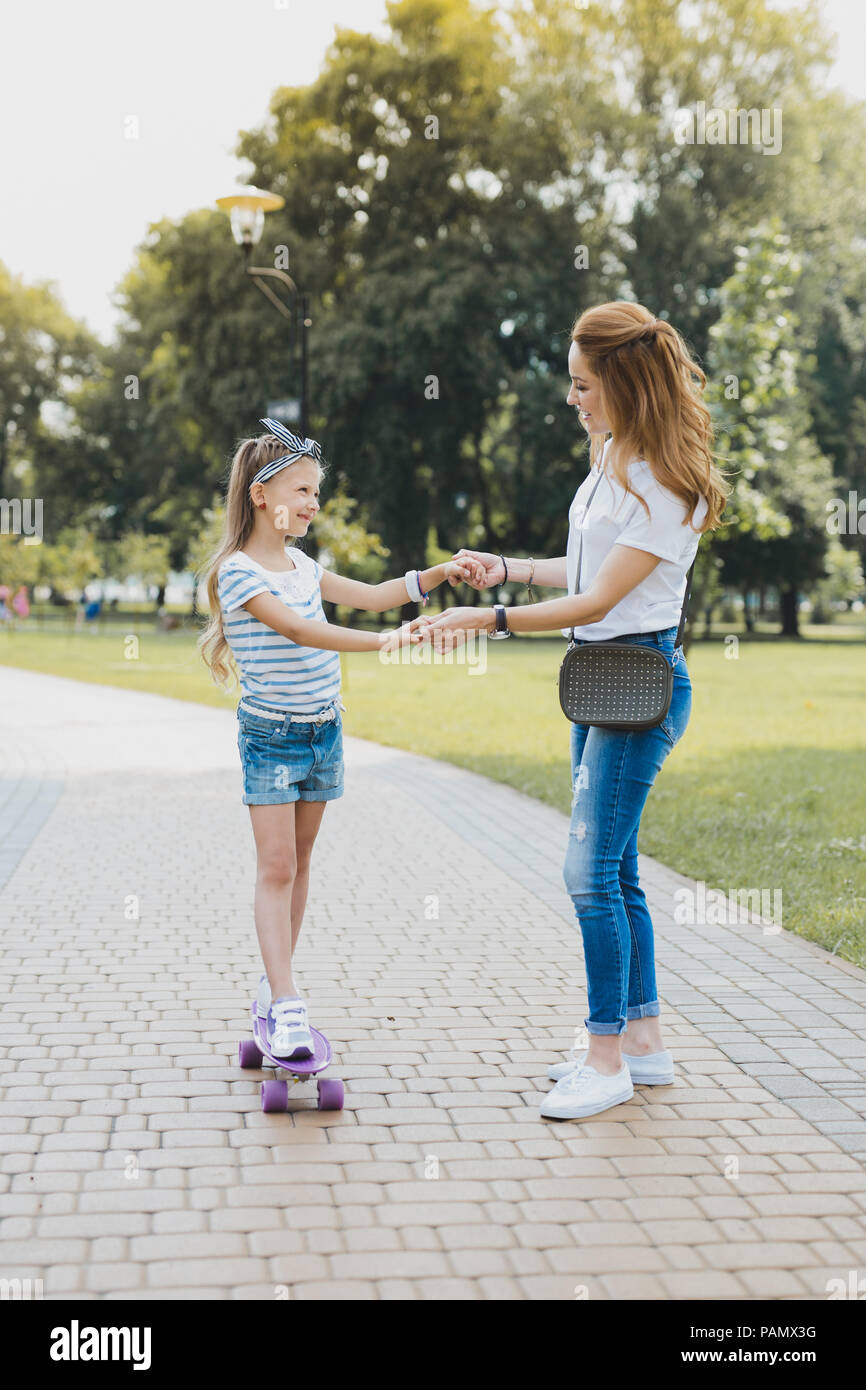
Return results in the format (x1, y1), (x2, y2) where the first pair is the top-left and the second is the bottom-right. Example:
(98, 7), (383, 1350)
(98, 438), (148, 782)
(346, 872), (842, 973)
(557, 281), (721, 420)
(251, 418), (323, 486)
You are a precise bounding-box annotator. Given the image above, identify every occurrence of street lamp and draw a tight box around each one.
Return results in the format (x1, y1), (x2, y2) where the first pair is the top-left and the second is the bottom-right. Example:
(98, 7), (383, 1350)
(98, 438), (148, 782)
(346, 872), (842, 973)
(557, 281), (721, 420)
(216, 185), (311, 437)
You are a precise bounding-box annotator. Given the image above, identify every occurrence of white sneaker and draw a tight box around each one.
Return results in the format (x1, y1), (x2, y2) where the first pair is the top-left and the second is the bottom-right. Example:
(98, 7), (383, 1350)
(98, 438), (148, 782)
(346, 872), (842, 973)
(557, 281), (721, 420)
(256, 973), (272, 1019)
(266, 996), (313, 1060)
(540, 1063), (634, 1120)
(548, 1048), (674, 1085)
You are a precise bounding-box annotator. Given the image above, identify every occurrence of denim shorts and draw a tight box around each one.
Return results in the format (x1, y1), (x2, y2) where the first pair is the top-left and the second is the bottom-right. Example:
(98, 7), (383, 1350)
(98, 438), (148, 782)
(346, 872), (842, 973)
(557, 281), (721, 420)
(236, 696), (345, 806)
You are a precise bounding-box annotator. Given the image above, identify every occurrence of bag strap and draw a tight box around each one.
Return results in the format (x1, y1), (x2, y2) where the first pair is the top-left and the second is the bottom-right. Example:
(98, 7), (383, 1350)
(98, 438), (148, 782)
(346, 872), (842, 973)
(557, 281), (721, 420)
(570, 466), (698, 649)
(674, 555), (697, 649)
(569, 469), (606, 642)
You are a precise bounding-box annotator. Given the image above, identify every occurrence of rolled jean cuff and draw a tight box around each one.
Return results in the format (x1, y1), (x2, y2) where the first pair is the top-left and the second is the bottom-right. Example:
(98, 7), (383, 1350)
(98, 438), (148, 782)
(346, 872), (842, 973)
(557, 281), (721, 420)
(627, 1002), (660, 1019)
(584, 1019), (626, 1036)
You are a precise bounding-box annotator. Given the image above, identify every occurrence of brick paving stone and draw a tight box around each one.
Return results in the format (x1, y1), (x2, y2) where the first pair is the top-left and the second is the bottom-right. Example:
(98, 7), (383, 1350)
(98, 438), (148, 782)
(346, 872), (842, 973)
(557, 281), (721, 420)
(290, 1280), (377, 1300)
(659, 1270), (748, 1298)
(2, 667), (866, 1301)
(331, 1251), (451, 1280)
(695, 1242), (820, 1270)
(737, 1268), (809, 1297)
(518, 1274), (595, 1298)
(478, 1276), (524, 1298)
(600, 1273), (669, 1298)
(547, 1244), (665, 1274)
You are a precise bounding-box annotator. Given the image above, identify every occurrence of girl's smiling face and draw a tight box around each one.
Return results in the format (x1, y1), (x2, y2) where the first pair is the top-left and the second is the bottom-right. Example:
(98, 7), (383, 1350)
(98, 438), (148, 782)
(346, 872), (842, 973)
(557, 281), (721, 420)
(255, 459), (321, 535)
(567, 342), (610, 436)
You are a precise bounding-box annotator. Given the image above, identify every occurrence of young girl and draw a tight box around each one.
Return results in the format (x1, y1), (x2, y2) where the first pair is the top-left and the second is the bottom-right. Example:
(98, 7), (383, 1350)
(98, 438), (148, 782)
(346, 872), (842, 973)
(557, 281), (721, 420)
(199, 418), (481, 1061)
(416, 302), (730, 1121)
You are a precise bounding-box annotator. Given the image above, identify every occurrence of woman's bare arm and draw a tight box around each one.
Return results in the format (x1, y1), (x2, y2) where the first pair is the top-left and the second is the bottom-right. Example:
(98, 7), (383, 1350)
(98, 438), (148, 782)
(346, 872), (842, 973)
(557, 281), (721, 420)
(416, 545), (663, 639)
(319, 558), (484, 613)
(450, 549), (568, 589)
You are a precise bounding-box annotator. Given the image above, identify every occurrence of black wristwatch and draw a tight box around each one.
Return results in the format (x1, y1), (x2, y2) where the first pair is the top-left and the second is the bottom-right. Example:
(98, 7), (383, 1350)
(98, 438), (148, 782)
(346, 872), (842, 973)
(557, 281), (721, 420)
(489, 603), (511, 639)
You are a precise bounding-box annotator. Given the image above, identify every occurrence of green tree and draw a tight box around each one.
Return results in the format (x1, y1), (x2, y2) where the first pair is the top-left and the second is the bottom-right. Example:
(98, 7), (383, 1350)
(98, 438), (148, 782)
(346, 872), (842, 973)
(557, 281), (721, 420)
(236, 0), (612, 576)
(39, 0), (866, 631)
(0, 262), (102, 509)
(0, 534), (41, 592)
(809, 540), (865, 625)
(119, 533), (173, 609)
(706, 223), (837, 636)
(38, 528), (104, 600)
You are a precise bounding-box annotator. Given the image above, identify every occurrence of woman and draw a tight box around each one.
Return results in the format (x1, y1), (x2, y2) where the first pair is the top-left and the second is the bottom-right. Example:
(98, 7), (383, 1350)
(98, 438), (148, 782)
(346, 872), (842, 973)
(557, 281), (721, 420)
(415, 301), (729, 1121)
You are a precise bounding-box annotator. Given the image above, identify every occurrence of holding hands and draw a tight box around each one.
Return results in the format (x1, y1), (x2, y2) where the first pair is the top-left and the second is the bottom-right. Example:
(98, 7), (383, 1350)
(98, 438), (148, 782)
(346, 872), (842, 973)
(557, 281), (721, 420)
(446, 549), (505, 589)
(414, 548), (502, 650)
(378, 550), (499, 652)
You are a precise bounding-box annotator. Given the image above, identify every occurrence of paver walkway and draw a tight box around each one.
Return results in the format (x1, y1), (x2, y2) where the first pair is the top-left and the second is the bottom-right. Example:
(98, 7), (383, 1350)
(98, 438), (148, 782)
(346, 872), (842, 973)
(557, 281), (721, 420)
(1, 665), (865, 1300)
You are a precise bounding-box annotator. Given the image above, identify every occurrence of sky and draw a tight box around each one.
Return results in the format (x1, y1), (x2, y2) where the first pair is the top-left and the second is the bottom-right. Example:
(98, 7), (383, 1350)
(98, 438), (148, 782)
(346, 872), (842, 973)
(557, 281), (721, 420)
(1, 0), (863, 345)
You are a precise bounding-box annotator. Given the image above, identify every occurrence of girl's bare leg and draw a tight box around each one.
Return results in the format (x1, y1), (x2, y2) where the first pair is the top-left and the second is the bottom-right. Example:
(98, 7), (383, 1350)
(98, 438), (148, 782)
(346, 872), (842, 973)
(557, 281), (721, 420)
(248, 803), (299, 999)
(290, 800), (327, 955)
(248, 801), (328, 1000)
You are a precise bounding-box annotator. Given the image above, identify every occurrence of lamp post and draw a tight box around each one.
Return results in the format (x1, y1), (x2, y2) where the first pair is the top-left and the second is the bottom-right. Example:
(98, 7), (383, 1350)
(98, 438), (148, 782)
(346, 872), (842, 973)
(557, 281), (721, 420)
(216, 185), (311, 437)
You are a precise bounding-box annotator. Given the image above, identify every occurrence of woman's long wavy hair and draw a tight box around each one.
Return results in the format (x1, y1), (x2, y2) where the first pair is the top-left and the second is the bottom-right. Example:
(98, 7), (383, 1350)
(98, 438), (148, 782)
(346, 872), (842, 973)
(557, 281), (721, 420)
(198, 432), (325, 687)
(571, 301), (729, 532)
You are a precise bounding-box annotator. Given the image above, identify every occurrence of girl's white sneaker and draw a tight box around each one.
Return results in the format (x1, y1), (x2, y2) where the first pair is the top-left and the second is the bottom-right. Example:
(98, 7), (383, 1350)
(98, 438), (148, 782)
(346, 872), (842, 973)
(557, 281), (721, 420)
(256, 973), (272, 1019)
(540, 1062), (634, 1120)
(548, 1048), (674, 1085)
(266, 996), (313, 1060)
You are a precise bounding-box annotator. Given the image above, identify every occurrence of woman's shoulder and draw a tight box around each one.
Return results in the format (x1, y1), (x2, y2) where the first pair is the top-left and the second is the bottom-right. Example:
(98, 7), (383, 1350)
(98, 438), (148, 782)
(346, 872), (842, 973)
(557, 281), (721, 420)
(628, 461), (709, 529)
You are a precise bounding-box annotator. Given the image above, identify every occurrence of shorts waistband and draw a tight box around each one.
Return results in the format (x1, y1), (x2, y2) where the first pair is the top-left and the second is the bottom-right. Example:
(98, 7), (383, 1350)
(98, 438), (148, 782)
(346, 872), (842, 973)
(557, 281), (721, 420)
(239, 696), (344, 725)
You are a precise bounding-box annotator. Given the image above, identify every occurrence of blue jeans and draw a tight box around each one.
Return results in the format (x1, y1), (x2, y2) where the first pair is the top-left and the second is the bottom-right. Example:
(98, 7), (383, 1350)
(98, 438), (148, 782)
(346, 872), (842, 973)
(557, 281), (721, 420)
(562, 625), (692, 1035)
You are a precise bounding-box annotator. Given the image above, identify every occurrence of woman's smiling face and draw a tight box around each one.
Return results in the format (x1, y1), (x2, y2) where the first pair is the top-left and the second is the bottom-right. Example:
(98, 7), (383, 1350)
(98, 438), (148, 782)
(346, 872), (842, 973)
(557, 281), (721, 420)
(567, 341), (610, 436)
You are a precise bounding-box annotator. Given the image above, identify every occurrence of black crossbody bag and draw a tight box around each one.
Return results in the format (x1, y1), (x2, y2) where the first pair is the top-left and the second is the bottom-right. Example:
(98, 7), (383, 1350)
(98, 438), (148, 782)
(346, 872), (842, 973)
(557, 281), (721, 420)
(558, 470), (697, 730)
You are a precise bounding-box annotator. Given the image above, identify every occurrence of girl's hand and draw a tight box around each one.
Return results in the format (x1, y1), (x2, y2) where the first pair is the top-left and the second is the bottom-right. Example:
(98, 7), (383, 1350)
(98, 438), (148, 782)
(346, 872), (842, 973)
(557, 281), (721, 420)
(412, 607), (492, 651)
(378, 622), (417, 652)
(443, 556), (486, 588)
(408, 614), (437, 641)
(448, 549), (505, 588)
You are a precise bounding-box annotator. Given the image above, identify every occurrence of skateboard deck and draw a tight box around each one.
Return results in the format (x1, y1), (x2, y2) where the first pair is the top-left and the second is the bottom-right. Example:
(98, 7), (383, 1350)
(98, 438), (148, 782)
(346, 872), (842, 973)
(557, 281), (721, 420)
(238, 1001), (344, 1112)
(252, 1003), (331, 1074)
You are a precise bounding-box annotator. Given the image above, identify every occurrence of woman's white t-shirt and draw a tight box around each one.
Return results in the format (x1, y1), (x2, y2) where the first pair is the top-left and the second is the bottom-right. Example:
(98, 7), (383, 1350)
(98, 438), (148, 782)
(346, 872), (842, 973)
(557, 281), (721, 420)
(564, 440), (708, 641)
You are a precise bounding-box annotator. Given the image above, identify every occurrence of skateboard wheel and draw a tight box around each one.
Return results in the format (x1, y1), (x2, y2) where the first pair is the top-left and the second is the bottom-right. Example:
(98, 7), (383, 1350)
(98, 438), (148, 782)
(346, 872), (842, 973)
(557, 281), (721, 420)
(238, 1039), (263, 1069)
(261, 1080), (289, 1113)
(316, 1079), (344, 1111)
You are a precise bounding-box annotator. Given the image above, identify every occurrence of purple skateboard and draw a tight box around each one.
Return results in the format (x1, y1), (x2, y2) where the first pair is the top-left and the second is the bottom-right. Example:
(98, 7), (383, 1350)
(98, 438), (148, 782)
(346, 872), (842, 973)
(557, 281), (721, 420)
(237, 1002), (344, 1112)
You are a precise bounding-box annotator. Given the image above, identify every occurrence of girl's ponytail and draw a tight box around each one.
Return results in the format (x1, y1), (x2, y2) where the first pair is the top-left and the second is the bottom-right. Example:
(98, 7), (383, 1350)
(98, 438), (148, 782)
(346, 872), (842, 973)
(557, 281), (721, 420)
(198, 434), (291, 685)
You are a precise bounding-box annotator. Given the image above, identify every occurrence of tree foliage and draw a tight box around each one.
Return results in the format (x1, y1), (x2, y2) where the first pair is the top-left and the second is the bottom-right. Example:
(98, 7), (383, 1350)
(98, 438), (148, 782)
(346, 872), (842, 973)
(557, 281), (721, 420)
(3, 0), (865, 632)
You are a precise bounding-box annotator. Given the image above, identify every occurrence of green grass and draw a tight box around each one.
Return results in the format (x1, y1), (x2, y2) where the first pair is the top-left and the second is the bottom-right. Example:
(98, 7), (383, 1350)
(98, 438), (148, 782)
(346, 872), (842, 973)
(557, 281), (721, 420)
(1, 621), (865, 970)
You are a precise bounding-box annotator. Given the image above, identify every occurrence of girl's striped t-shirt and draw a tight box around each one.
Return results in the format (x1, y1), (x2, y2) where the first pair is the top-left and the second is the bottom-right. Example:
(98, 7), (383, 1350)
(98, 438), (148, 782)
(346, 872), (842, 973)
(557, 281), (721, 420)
(217, 547), (342, 713)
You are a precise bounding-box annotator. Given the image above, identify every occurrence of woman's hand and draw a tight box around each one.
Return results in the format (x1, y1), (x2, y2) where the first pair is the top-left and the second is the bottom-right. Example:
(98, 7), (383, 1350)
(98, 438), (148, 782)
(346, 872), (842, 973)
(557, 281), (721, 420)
(442, 556), (487, 588)
(447, 549), (505, 588)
